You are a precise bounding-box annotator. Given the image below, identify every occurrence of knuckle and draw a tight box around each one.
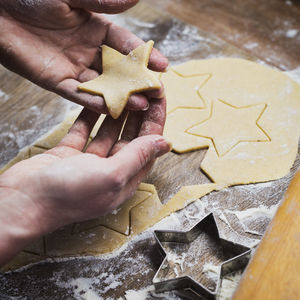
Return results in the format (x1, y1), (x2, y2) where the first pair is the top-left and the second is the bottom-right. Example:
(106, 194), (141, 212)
(137, 145), (150, 166)
(110, 169), (126, 191)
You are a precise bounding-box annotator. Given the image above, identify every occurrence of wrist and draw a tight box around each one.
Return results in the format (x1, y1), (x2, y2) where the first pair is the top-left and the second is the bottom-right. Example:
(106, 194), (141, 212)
(0, 187), (45, 266)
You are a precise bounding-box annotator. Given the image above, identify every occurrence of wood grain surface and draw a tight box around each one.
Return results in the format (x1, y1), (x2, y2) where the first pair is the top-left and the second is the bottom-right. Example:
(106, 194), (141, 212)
(145, 0), (300, 70)
(0, 1), (299, 299)
(233, 170), (300, 300)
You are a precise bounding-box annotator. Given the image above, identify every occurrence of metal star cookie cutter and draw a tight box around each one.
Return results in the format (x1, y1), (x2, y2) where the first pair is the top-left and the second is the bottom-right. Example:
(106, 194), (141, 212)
(152, 212), (251, 299)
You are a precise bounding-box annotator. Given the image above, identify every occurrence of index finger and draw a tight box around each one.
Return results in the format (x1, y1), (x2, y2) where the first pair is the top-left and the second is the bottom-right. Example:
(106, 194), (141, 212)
(109, 134), (171, 185)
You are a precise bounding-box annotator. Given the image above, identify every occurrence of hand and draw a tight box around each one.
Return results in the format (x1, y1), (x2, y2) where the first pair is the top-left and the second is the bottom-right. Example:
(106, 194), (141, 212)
(0, 95), (170, 265)
(0, 0), (168, 113)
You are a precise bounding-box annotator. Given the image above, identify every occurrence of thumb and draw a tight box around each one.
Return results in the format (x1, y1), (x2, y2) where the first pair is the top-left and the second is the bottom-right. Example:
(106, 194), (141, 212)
(69, 0), (139, 14)
(110, 135), (172, 181)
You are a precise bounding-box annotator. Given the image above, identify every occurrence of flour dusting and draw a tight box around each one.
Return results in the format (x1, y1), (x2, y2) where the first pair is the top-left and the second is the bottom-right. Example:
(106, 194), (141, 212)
(0, 100), (79, 168)
(217, 271), (243, 300)
(202, 262), (220, 281)
(0, 89), (10, 102)
(227, 204), (278, 221)
(55, 277), (103, 300)
(244, 42), (258, 50)
(285, 66), (300, 85)
(124, 285), (154, 300)
(285, 29), (298, 38)
(226, 204), (279, 235)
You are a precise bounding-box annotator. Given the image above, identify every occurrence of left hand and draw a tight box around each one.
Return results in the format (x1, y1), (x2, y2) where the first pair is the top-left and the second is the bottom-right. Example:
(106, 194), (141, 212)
(0, 94), (169, 266)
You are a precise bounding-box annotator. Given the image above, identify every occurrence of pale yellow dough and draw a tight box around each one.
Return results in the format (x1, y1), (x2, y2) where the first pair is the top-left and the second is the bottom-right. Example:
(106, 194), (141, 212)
(163, 58), (300, 186)
(78, 41), (161, 119)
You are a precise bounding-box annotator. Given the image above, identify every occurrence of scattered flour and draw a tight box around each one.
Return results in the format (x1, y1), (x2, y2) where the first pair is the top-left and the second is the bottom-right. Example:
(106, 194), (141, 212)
(246, 239), (260, 248)
(56, 277), (102, 300)
(285, 66), (300, 85)
(285, 29), (298, 38)
(227, 204), (278, 221)
(225, 204), (279, 235)
(167, 252), (187, 274)
(124, 285), (181, 300)
(217, 212), (232, 229)
(244, 42), (258, 50)
(157, 22), (207, 61)
(202, 262), (220, 281)
(217, 271), (243, 300)
(124, 285), (154, 300)
(0, 89), (10, 102)
(53, 271), (122, 299)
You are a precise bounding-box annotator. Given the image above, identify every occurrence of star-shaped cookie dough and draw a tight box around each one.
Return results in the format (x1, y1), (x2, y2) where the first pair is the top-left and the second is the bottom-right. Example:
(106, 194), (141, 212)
(161, 69), (211, 113)
(187, 100), (270, 156)
(78, 41), (161, 119)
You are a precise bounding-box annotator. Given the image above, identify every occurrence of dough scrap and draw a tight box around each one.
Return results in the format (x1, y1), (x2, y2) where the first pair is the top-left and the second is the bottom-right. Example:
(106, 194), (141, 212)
(2, 252), (42, 272)
(162, 58), (300, 186)
(78, 41), (161, 119)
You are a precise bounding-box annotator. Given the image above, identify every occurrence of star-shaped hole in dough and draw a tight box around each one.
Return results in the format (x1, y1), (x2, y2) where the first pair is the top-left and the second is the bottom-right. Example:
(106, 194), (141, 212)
(187, 99), (271, 156)
(73, 189), (153, 236)
(78, 41), (161, 119)
(161, 69), (211, 113)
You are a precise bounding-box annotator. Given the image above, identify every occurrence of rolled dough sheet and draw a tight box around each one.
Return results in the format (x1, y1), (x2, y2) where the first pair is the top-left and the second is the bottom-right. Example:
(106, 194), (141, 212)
(162, 58), (300, 186)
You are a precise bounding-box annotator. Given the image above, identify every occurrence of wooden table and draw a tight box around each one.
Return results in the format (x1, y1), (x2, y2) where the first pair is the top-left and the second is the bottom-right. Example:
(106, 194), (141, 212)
(0, 0), (299, 299)
(145, 0), (300, 70)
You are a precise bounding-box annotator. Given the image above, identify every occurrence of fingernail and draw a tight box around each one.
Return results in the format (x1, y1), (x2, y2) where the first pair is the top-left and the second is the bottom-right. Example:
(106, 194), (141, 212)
(142, 103), (149, 111)
(157, 90), (165, 99)
(153, 86), (165, 99)
(163, 65), (170, 73)
(154, 136), (173, 156)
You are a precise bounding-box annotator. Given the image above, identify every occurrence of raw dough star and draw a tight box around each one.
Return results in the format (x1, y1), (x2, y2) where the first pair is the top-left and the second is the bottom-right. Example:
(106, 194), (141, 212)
(78, 41), (161, 119)
(160, 69), (211, 113)
(187, 100), (270, 156)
